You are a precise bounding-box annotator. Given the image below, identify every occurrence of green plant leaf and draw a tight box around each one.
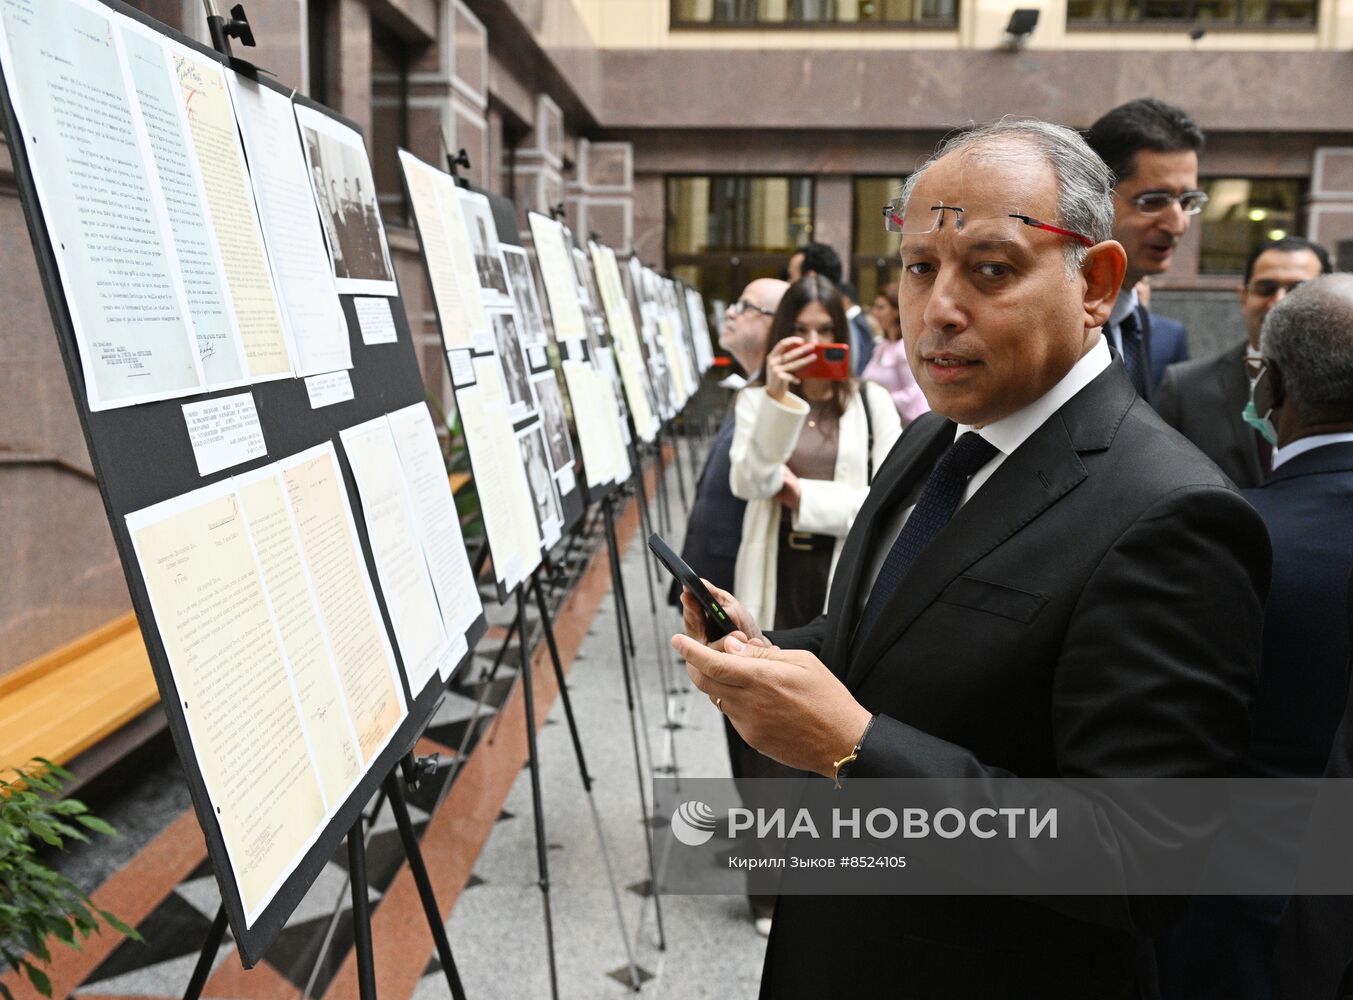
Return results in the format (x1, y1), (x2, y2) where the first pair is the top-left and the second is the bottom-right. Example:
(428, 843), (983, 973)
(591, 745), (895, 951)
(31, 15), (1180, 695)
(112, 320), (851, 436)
(98, 908), (141, 940)
(74, 815), (116, 837)
(23, 959), (53, 998)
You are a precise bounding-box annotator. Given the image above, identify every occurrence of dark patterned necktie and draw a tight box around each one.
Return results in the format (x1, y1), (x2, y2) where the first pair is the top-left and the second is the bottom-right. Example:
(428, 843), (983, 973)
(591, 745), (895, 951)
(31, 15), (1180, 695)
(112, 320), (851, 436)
(1119, 310), (1149, 398)
(855, 432), (999, 641)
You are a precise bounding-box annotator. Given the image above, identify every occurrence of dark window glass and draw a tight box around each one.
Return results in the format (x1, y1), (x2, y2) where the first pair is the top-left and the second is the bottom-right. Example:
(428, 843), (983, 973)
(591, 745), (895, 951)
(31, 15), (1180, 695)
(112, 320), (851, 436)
(1067, 0), (1314, 24)
(1198, 178), (1305, 275)
(851, 177), (906, 306)
(672, 0), (956, 26)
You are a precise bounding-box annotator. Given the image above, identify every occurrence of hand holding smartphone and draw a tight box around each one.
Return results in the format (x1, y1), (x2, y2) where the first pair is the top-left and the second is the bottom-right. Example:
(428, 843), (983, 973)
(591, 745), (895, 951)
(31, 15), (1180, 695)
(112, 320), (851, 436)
(647, 533), (736, 640)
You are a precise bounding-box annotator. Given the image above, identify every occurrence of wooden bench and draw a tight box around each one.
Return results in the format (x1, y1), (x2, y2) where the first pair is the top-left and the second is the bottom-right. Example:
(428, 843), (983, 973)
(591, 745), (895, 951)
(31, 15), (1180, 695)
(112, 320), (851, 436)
(2, 473), (478, 785)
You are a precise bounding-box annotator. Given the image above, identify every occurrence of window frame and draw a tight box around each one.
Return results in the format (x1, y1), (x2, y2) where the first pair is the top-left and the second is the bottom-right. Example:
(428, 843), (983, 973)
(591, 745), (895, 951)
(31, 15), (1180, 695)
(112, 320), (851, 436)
(1065, 0), (1317, 29)
(669, 0), (959, 30)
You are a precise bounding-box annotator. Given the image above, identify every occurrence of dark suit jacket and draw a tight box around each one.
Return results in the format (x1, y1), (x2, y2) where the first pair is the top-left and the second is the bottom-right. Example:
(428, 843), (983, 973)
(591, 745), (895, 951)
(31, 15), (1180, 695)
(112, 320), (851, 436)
(1148, 311), (1189, 394)
(1156, 442), (1353, 1000)
(849, 311), (875, 375)
(760, 364), (1270, 999)
(1271, 565), (1353, 1000)
(1243, 441), (1353, 778)
(669, 403), (745, 605)
(1153, 339), (1264, 488)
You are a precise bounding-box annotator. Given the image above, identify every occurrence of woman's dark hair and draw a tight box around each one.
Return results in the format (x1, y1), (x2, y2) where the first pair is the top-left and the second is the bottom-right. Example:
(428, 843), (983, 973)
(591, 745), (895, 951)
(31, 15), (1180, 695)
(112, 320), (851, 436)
(753, 274), (855, 416)
(874, 282), (901, 340)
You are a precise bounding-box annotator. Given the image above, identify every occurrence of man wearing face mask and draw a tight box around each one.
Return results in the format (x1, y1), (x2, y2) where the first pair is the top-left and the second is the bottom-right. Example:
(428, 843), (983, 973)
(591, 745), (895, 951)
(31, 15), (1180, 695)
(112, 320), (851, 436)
(1157, 275), (1353, 1000)
(1154, 236), (1332, 487)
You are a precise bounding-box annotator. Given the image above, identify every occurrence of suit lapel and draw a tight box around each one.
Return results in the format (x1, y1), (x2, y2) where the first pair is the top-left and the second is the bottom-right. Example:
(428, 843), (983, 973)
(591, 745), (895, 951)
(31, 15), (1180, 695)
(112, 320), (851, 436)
(820, 414), (954, 679)
(842, 366), (1136, 692)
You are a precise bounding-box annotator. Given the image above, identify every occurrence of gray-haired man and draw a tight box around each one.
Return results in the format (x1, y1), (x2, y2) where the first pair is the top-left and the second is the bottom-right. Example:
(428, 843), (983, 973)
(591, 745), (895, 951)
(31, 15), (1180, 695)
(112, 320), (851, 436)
(674, 119), (1269, 998)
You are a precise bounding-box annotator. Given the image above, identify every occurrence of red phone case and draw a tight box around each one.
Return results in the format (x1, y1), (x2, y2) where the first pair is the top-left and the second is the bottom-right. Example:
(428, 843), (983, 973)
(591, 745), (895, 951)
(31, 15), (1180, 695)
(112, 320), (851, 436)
(800, 343), (851, 381)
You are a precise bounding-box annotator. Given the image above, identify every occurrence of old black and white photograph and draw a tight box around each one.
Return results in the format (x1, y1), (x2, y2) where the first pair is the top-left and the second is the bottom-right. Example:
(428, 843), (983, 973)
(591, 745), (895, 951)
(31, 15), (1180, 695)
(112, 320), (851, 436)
(531, 370), (574, 474)
(491, 310), (536, 421)
(298, 113), (396, 295)
(502, 246), (548, 351)
(459, 190), (510, 301)
(517, 424), (562, 545)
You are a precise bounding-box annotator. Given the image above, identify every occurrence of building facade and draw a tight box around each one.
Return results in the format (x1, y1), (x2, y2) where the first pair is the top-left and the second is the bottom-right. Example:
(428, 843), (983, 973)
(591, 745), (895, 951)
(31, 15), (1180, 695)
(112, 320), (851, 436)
(2, 0), (1351, 674)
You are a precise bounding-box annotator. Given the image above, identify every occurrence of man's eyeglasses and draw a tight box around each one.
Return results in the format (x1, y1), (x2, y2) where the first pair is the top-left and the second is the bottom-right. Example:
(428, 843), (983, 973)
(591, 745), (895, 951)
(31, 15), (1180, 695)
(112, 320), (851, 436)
(882, 200), (1094, 248)
(1120, 190), (1209, 216)
(730, 298), (775, 317)
(1248, 278), (1306, 298)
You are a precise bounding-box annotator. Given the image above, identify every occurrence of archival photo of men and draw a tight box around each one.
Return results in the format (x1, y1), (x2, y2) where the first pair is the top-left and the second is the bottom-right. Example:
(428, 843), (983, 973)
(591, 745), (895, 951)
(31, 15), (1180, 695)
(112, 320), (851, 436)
(296, 107), (396, 296)
(491, 310), (536, 422)
(531, 370), (574, 475)
(459, 190), (510, 303)
(517, 424), (562, 545)
(502, 246), (548, 351)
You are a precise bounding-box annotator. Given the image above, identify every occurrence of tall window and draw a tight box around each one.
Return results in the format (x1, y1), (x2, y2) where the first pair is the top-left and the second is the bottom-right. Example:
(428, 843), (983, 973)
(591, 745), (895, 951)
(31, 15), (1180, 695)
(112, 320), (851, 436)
(671, 0), (957, 27)
(1067, 0), (1315, 25)
(666, 176), (814, 315)
(1198, 178), (1305, 275)
(852, 177), (905, 306)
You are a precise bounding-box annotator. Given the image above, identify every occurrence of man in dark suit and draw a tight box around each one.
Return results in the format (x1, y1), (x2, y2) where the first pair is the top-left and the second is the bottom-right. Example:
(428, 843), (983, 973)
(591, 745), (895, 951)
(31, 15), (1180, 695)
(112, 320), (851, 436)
(1085, 99), (1206, 401)
(1154, 236), (1332, 488)
(1157, 274), (1353, 1000)
(1148, 308), (1189, 391)
(839, 280), (877, 374)
(673, 119), (1269, 998)
(1271, 570), (1353, 1000)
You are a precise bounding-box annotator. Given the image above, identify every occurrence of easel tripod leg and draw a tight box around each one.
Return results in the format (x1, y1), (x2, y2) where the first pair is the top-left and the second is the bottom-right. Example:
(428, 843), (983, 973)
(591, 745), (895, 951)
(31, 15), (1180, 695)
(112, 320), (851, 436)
(602, 498), (668, 949)
(347, 822), (379, 1000)
(182, 904), (228, 1000)
(383, 771), (469, 1000)
(516, 586), (562, 1000)
(531, 571), (644, 991)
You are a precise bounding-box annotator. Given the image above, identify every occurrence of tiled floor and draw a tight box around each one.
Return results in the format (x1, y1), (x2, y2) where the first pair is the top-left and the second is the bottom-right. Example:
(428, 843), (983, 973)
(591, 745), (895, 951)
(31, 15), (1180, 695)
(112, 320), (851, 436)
(22, 444), (768, 1000)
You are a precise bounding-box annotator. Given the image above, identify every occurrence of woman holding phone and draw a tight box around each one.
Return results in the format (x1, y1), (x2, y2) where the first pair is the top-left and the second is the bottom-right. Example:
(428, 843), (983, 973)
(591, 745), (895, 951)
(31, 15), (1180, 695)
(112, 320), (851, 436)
(729, 274), (901, 633)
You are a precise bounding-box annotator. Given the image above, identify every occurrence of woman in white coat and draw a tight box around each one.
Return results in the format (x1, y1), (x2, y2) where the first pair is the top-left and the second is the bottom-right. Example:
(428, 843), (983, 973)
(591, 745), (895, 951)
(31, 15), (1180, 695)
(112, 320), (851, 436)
(729, 275), (902, 632)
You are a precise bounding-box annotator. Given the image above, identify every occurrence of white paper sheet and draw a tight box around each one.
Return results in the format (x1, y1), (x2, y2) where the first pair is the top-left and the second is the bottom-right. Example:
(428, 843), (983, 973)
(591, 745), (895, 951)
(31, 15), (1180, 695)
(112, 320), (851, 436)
(182, 392), (267, 476)
(517, 423), (563, 550)
(228, 74), (350, 377)
(354, 296), (398, 345)
(0, 0), (206, 410)
(457, 188), (511, 306)
(386, 402), (483, 652)
(126, 477), (328, 927)
(171, 45), (293, 381)
(339, 419), (449, 696)
(295, 104), (397, 296)
(305, 370), (354, 409)
(527, 214), (586, 343)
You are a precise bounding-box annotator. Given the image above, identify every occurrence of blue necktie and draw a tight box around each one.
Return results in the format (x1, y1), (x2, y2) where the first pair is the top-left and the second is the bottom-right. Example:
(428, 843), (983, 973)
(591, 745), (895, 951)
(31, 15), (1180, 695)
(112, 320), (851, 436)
(855, 432), (999, 641)
(1119, 310), (1149, 399)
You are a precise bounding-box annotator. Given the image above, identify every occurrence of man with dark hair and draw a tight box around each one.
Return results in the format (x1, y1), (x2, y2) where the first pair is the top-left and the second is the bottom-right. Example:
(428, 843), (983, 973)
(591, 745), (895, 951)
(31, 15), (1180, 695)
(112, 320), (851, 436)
(1085, 98), (1206, 400)
(1159, 275), (1353, 1000)
(1154, 235), (1332, 487)
(786, 242), (843, 285)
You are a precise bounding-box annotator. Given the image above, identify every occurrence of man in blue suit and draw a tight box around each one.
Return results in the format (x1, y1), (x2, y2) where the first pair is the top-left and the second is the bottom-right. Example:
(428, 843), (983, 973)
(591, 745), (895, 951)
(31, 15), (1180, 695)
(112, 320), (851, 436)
(1158, 275), (1353, 1000)
(1086, 99), (1206, 401)
(1143, 292), (1189, 392)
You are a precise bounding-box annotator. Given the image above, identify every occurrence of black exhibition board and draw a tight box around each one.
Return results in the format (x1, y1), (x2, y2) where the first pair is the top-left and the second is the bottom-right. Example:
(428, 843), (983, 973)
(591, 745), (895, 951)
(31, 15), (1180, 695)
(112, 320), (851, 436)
(486, 189), (586, 536)
(0, 0), (484, 967)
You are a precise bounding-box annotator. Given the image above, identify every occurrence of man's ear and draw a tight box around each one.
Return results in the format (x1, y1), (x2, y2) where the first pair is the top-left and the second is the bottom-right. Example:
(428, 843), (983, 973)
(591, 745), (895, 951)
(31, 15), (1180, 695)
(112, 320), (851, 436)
(1082, 240), (1127, 329)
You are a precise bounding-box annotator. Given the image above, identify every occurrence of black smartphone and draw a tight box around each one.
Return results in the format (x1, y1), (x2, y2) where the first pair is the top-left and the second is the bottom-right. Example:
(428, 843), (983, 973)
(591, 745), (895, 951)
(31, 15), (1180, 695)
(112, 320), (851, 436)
(647, 533), (736, 639)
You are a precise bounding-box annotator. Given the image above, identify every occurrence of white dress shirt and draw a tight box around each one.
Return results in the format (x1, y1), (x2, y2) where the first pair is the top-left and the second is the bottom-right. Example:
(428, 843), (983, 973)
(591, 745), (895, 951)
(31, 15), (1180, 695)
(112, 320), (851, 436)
(857, 337), (1113, 609)
(1270, 432), (1353, 471)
